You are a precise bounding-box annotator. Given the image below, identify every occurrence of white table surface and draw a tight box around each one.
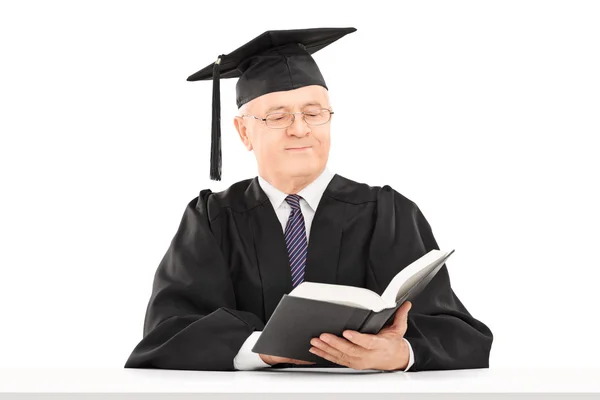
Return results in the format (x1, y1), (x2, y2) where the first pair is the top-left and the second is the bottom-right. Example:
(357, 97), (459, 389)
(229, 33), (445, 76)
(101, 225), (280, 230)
(0, 367), (599, 395)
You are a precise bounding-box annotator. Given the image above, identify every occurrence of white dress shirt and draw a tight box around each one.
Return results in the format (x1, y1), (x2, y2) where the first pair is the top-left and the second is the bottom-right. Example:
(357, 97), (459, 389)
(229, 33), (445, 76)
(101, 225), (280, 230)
(233, 167), (415, 371)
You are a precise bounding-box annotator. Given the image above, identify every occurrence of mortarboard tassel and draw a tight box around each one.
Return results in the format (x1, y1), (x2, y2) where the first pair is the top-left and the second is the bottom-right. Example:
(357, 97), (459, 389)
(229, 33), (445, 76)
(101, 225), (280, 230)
(210, 54), (225, 181)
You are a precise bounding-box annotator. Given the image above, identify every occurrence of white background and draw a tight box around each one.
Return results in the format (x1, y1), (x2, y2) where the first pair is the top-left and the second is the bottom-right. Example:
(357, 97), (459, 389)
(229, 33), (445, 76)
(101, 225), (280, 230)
(1, 0), (599, 369)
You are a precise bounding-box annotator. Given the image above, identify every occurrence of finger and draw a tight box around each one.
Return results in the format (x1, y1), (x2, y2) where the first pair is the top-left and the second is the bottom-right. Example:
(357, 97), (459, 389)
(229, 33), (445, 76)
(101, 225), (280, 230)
(318, 334), (365, 359)
(392, 301), (412, 329)
(310, 337), (348, 360)
(342, 330), (381, 350)
(309, 346), (350, 368)
(269, 356), (315, 365)
(287, 358), (316, 364)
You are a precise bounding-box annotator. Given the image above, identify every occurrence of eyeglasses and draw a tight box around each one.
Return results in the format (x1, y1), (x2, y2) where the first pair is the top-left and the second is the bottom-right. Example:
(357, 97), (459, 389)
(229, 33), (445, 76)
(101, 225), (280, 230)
(241, 108), (334, 129)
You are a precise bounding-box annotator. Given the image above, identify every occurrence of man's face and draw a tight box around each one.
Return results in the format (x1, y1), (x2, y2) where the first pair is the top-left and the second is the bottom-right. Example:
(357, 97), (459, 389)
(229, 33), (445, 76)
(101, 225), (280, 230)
(234, 85), (332, 179)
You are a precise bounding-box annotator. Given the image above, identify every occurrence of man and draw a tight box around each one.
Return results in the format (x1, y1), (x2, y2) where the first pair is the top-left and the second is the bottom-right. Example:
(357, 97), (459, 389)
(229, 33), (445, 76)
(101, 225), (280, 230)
(124, 27), (493, 372)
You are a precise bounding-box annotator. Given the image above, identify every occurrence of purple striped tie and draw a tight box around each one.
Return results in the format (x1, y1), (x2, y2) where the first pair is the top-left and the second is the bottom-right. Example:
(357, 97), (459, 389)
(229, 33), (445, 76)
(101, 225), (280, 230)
(284, 194), (307, 288)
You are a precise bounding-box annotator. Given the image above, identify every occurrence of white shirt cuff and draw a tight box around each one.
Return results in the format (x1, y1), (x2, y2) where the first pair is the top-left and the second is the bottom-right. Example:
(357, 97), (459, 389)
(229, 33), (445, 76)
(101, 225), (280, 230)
(233, 331), (271, 370)
(402, 337), (415, 371)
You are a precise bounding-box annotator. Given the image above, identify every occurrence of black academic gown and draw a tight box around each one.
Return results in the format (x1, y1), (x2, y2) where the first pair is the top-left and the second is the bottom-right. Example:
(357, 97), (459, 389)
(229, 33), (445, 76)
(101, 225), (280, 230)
(124, 173), (493, 371)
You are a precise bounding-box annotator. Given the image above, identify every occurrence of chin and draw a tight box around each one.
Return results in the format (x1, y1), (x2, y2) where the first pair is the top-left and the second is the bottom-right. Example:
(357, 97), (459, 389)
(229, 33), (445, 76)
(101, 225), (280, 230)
(284, 162), (322, 177)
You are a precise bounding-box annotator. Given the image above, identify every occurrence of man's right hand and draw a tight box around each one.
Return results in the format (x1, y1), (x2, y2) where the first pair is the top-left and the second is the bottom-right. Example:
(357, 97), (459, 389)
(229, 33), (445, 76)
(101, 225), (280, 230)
(259, 353), (316, 366)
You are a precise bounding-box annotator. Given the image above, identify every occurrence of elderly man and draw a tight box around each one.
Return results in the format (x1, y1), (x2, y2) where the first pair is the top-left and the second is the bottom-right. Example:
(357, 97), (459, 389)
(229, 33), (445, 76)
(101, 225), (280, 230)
(124, 27), (493, 372)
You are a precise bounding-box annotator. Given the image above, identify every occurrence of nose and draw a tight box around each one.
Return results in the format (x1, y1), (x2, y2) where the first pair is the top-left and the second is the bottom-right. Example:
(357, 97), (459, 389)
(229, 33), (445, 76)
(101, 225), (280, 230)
(286, 113), (310, 137)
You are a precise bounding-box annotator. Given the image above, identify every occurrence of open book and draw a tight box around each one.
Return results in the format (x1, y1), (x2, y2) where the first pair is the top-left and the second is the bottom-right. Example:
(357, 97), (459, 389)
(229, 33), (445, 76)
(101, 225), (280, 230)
(288, 249), (455, 312)
(252, 249), (455, 364)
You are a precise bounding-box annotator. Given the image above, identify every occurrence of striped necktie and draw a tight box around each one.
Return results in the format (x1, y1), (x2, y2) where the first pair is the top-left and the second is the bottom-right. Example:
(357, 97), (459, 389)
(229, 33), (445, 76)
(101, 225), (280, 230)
(284, 194), (307, 288)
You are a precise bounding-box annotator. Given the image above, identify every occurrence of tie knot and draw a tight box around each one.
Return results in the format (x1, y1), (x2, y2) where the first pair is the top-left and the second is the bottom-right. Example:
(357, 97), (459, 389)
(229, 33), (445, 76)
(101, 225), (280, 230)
(285, 194), (302, 210)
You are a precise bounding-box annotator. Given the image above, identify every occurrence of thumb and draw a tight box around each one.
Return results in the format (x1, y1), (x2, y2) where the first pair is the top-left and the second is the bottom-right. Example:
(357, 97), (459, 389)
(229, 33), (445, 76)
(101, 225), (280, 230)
(391, 301), (412, 332)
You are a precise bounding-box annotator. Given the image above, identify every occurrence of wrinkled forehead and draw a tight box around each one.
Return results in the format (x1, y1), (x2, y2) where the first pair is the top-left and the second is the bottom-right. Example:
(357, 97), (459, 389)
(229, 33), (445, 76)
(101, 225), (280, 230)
(247, 85), (330, 114)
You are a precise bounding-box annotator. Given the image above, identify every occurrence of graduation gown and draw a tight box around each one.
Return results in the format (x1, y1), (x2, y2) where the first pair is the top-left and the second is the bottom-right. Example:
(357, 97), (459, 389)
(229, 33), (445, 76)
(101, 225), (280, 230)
(124, 173), (493, 371)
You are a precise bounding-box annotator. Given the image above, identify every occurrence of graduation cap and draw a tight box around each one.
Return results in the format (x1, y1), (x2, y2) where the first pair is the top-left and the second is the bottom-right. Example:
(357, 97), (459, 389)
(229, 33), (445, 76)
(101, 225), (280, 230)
(187, 27), (357, 181)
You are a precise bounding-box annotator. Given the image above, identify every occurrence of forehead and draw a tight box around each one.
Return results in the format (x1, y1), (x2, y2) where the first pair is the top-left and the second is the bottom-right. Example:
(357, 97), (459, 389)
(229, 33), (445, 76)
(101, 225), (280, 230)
(253, 85), (329, 112)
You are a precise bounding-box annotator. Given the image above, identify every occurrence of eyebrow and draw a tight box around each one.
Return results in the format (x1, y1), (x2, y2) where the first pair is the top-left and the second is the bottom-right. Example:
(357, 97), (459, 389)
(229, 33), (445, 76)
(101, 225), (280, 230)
(265, 102), (323, 114)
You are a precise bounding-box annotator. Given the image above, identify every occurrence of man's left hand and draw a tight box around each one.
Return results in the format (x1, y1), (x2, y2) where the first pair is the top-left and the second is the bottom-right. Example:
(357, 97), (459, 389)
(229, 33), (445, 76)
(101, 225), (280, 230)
(309, 301), (412, 371)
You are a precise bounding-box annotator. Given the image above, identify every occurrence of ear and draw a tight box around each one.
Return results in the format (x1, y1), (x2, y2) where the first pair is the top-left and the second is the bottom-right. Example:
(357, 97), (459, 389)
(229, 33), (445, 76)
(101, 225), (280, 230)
(233, 116), (253, 151)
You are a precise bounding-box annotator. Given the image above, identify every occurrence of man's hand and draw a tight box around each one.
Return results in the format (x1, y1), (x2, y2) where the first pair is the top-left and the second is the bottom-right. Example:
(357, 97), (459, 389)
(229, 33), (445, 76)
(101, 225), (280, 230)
(308, 301), (412, 371)
(259, 353), (316, 366)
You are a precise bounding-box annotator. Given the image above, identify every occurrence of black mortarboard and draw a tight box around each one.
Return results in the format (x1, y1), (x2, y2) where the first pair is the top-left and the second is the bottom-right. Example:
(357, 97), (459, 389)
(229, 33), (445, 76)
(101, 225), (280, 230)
(187, 27), (357, 181)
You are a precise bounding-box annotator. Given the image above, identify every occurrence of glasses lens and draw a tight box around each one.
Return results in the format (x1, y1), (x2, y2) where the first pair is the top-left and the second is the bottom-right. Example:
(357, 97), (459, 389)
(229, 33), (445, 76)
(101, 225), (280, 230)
(304, 109), (331, 126)
(265, 113), (293, 128)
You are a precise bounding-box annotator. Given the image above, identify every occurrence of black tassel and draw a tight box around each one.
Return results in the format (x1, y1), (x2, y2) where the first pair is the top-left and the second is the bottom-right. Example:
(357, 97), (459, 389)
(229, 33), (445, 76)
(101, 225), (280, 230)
(210, 54), (224, 181)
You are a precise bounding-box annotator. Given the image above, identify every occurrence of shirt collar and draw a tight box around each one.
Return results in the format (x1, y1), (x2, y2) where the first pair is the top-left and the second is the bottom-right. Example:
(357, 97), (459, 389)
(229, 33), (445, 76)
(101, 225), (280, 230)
(258, 167), (335, 212)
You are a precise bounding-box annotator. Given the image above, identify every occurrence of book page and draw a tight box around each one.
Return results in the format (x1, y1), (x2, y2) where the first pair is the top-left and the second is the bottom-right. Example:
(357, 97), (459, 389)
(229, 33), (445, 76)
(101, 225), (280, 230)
(288, 282), (389, 312)
(381, 249), (449, 306)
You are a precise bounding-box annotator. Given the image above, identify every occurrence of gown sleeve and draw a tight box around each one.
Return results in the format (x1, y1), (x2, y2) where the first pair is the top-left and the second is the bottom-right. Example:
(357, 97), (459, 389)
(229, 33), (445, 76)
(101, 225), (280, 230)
(124, 190), (265, 371)
(370, 187), (494, 371)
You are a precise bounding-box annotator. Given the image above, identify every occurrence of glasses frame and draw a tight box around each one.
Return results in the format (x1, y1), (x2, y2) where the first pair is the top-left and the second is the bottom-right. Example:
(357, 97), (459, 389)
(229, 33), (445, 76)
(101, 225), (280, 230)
(241, 108), (334, 129)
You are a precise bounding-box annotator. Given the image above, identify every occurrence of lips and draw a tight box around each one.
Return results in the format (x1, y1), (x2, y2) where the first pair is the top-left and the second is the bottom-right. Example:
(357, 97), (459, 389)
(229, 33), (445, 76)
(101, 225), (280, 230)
(286, 146), (312, 150)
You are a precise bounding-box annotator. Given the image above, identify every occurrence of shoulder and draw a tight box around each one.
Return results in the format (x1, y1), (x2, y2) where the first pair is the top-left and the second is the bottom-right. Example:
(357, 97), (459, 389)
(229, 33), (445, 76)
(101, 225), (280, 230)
(330, 174), (419, 213)
(189, 178), (257, 221)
